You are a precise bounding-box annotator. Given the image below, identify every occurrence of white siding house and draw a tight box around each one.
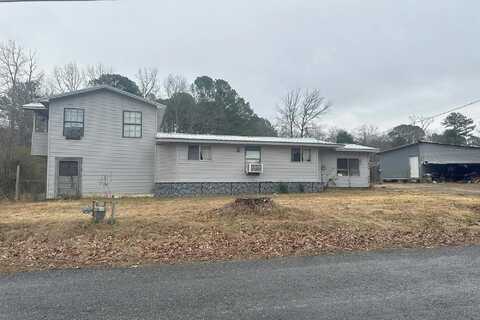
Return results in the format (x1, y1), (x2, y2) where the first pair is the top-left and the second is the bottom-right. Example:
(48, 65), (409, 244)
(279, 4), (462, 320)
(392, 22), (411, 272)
(24, 86), (376, 199)
(154, 133), (376, 195)
(24, 86), (165, 199)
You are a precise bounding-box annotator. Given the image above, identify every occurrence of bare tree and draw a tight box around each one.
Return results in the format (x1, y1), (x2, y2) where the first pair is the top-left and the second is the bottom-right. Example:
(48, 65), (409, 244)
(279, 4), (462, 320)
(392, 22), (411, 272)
(276, 89), (330, 137)
(0, 40), (42, 128)
(354, 124), (390, 148)
(0, 40), (43, 156)
(136, 67), (160, 99)
(163, 73), (188, 98)
(51, 62), (85, 93)
(297, 89), (330, 137)
(355, 124), (379, 145)
(0, 40), (25, 99)
(85, 63), (113, 84)
(409, 114), (434, 139)
(276, 89), (301, 137)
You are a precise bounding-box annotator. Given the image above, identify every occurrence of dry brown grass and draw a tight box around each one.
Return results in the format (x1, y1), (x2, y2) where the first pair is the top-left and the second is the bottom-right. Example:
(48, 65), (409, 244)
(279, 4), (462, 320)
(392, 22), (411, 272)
(2, 184), (480, 273)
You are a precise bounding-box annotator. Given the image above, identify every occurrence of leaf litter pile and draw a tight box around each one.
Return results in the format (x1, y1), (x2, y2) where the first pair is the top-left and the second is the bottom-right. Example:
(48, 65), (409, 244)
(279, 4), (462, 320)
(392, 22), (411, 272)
(2, 184), (480, 273)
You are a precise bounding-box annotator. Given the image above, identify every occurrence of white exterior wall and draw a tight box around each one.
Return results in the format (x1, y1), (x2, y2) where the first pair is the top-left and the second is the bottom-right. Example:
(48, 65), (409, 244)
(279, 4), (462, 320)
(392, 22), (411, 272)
(31, 131), (48, 156)
(155, 143), (371, 187)
(319, 150), (371, 187)
(45, 90), (158, 198)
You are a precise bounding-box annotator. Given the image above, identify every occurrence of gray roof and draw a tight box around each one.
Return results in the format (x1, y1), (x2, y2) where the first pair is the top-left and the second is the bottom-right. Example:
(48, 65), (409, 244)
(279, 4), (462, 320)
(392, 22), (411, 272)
(156, 132), (339, 147)
(22, 102), (47, 110)
(378, 141), (480, 154)
(23, 85), (165, 110)
(156, 133), (377, 152)
(336, 143), (378, 152)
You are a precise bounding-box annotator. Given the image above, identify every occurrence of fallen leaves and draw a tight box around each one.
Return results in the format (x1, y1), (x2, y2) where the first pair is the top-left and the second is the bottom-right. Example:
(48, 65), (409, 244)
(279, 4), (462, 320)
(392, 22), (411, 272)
(1, 185), (480, 273)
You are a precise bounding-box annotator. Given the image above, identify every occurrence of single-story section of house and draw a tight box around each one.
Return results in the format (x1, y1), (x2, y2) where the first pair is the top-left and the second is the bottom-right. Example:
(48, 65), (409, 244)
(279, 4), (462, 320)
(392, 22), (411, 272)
(154, 133), (377, 196)
(378, 141), (480, 182)
(23, 85), (377, 198)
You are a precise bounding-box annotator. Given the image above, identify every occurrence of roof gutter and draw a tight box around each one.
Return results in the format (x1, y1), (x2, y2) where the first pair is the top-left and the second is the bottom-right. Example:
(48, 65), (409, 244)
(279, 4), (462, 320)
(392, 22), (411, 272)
(156, 137), (342, 148)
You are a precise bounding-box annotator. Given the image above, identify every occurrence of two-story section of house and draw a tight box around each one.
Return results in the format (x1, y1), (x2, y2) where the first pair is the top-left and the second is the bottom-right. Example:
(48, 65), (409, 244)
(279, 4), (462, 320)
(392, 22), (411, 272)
(23, 86), (165, 199)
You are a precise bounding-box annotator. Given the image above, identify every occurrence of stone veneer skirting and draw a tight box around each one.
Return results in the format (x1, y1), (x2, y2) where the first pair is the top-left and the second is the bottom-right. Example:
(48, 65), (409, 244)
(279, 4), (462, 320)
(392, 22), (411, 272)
(154, 182), (325, 197)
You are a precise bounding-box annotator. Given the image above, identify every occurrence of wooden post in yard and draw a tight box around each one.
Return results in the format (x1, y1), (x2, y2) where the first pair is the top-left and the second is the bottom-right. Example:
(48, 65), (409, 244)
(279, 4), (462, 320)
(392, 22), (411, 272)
(15, 164), (20, 201)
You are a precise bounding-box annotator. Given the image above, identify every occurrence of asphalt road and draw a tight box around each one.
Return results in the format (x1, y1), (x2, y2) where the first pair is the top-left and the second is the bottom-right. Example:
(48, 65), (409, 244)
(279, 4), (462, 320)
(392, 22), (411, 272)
(2, 246), (480, 320)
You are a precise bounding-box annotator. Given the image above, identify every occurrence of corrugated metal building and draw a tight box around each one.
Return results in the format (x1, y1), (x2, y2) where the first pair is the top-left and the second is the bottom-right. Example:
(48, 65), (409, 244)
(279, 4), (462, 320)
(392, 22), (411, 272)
(378, 142), (480, 181)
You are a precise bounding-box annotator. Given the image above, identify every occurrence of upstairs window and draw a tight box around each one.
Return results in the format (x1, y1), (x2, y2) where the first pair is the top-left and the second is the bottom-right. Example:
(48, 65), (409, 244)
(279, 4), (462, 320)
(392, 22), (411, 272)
(337, 158), (360, 176)
(245, 146), (261, 163)
(123, 111), (142, 138)
(35, 112), (48, 133)
(188, 144), (212, 160)
(291, 147), (311, 162)
(63, 108), (84, 138)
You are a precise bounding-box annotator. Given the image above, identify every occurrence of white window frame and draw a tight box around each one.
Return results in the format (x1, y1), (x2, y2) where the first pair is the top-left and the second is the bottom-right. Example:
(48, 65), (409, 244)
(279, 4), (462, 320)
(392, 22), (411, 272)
(337, 158), (360, 176)
(291, 146), (311, 162)
(245, 146), (261, 163)
(123, 111), (142, 138)
(187, 144), (212, 161)
(63, 108), (84, 137)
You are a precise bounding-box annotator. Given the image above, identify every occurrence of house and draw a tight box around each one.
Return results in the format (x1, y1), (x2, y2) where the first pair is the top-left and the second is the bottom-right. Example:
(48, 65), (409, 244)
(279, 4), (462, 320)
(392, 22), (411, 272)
(378, 141), (480, 182)
(23, 86), (377, 199)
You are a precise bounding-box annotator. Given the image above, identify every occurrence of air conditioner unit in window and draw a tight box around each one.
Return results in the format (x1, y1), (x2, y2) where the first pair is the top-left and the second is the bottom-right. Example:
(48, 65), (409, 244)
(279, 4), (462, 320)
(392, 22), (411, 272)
(246, 163), (263, 174)
(65, 127), (83, 140)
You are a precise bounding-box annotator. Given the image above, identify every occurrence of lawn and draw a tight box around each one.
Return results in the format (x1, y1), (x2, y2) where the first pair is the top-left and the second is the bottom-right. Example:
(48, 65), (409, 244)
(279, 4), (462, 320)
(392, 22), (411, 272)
(2, 184), (480, 273)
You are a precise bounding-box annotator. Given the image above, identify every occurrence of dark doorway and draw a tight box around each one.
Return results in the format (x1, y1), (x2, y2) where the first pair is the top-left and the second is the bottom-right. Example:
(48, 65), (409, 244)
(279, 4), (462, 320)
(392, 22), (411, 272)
(57, 158), (81, 198)
(424, 163), (480, 182)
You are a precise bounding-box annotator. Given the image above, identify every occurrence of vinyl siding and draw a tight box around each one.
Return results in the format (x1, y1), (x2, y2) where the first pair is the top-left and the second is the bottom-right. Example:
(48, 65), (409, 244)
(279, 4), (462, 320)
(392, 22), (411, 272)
(155, 143), (371, 187)
(31, 131), (48, 156)
(319, 150), (371, 187)
(46, 90), (158, 198)
(155, 144), (319, 182)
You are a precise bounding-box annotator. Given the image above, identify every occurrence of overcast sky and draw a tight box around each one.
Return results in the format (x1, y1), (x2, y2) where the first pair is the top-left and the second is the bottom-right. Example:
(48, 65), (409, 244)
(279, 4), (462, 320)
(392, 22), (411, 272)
(1, 0), (480, 133)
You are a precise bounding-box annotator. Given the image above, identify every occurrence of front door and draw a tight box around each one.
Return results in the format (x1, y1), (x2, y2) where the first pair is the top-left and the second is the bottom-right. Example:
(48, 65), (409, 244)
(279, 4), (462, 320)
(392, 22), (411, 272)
(409, 156), (420, 179)
(57, 159), (81, 198)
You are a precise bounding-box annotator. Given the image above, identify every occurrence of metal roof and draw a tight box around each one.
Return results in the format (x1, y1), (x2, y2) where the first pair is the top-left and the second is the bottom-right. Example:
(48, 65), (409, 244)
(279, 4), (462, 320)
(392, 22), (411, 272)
(156, 133), (377, 152)
(157, 132), (339, 147)
(22, 102), (47, 110)
(378, 141), (480, 154)
(23, 85), (165, 110)
(337, 143), (378, 152)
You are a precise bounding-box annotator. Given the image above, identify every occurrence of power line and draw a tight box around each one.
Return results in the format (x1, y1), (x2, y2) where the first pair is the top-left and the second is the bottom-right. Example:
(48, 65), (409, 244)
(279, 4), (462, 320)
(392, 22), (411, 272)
(423, 98), (480, 121)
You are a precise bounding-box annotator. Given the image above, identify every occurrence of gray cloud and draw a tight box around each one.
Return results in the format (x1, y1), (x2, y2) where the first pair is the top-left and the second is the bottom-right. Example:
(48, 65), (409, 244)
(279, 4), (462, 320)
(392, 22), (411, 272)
(1, 0), (479, 132)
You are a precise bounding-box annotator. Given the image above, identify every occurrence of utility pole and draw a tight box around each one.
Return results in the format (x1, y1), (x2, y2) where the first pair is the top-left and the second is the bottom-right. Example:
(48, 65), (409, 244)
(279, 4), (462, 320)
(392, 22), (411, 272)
(15, 163), (20, 201)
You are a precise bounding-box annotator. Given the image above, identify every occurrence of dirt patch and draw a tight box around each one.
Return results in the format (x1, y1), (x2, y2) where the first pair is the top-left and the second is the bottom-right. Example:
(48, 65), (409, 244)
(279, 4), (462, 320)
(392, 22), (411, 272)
(2, 184), (480, 273)
(213, 197), (278, 215)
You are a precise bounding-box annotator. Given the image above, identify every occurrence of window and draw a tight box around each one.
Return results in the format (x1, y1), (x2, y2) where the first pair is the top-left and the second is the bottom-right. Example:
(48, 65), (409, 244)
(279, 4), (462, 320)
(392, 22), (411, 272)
(35, 112), (48, 133)
(349, 159), (360, 176)
(63, 108), (84, 137)
(245, 146), (261, 163)
(200, 145), (211, 160)
(337, 159), (348, 176)
(188, 145), (199, 160)
(188, 144), (212, 160)
(337, 158), (360, 176)
(59, 161), (79, 177)
(291, 147), (311, 162)
(123, 111), (142, 138)
(303, 148), (311, 162)
(291, 147), (301, 162)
